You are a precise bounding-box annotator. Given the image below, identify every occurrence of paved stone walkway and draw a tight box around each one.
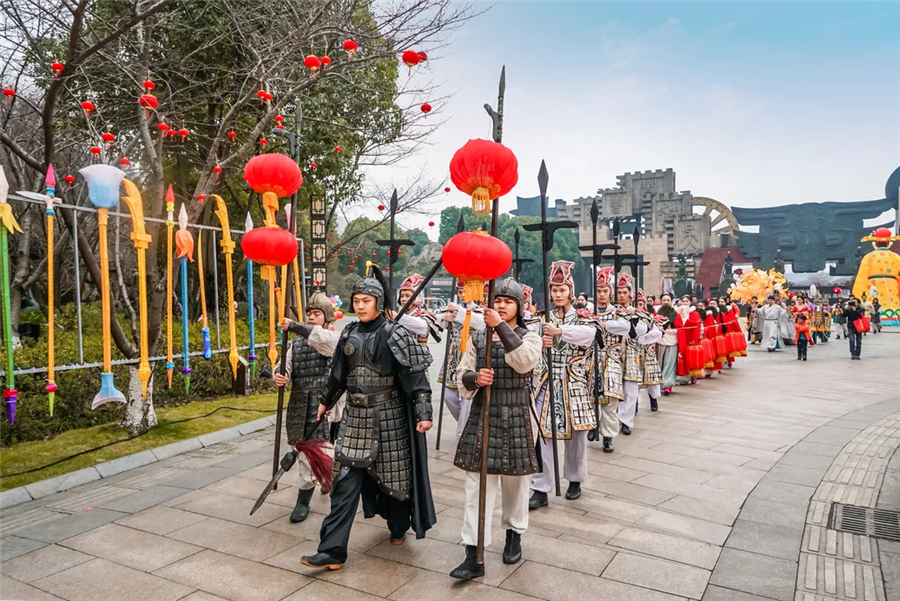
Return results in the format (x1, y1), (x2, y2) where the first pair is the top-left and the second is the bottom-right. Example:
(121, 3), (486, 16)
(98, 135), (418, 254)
(1, 330), (898, 601)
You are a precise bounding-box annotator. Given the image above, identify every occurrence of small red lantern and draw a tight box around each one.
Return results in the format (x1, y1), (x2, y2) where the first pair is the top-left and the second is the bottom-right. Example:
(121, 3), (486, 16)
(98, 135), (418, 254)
(378, 204), (385, 211)
(257, 88), (268, 104)
(343, 39), (358, 59)
(80, 100), (95, 114)
(213, 165), (223, 178)
(418, 51), (428, 62)
(310, 162), (317, 169)
(143, 79), (156, 90)
(402, 50), (420, 75)
(330, 229), (335, 233)
(372, 252), (377, 258)
(139, 93), (159, 116)
(274, 114), (284, 124)
(429, 221), (435, 227)
(263, 91), (273, 102)
(157, 122), (169, 135)
(259, 138), (268, 146)
(327, 238), (332, 242)
(3, 88), (15, 102)
(449, 138), (519, 214)
(444, 186), (451, 193)
(178, 125), (189, 142)
(119, 157), (130, 166)
(102, 131), (115, 148)
(420, 103), (432, 113)
(334, 146), (341, 153)
(51, 61), (64, 77)
(228, 130), (237, 143)
(167, 129), (176, 139)
(64, 175), (76, 188)
(197, 194), (206, 201)
(89, 145), (102, 156)
(304, 55), (321, 75)
(321, 56), (331, 69)
(834, 287), (842, 294)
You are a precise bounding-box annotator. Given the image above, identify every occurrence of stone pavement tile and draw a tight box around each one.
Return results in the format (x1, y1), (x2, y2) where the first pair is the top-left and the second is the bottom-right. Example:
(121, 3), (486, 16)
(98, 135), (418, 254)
(61, 523), (201, 572)
(115, 505), (208, 535)
(603, 552), (710, 599)
(566, 493), (656, 523)
(237, 463), (276, 482)
(163, 466), (239, 490)
(0, 535), (47, 561)
(266, 539), (421, 597)
(738, 497), (808, 531)
(0, 544), (92, 583)
(709, 444), (783, 462)
(724, 519), (802, 561)
(581, 478), (677, 506)
(639, 431), (721, 450)
(94, 450), (158, 478)
(750, 478), (816, 507)
(1, 509), (69, 537)
(674, 455), (759, 476)
(0, 575), (66, 600)
(178, 592), (231, 601)
(585, 461), (649, 483)
(211, 448), (271, 471)
(610, 456), (717, 484)
(702, 473), (765, 496)
(803, 425), (860, 446)
(262, 510), (330, 541)
(526, 507), (627, 543)
(389, 570), (535, 601)
(427, 507), (561, 547)
(154, 549), (310, 601)
(709, 548), (796, 601)
(34, 557), (193, 601)
(0, 486), (33, 510)
(519, 532), (615, 576)
(13, 508), (127, 544)
(282, 579), (383, 601)
(701, 584), (779, 601)
(500, 560), (685, 601)
(202, 475), (286, 500)
(631, 474), (747, 509)
(150, 438), (203, 462)
(618, 445), (690, 465)
(23, 468), (102, 502)
(765, 463), (828, 488)
(96, 485), (191, 514)
(167, 517), (299, 562)
(790, 441), (842, 458)
(778, 451), (837, 471)
(743, 458), (778, 472)
(881, 550), (900, 601)
(658, 495), (742, 527)
(608, 526), (721, 570)
(173, 489), (290, 527)
(636, 509), (731, 546)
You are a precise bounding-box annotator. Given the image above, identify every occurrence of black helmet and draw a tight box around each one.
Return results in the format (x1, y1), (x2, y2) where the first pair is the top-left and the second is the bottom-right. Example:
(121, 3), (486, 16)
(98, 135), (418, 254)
(351, 262), (388, 311)
(493, 277), (525, 325)
(306, 291), (335, 323)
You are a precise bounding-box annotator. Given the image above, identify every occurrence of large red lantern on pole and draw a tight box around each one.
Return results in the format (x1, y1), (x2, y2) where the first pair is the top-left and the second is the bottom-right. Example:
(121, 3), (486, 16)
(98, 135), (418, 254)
(449, 138), (518, 215)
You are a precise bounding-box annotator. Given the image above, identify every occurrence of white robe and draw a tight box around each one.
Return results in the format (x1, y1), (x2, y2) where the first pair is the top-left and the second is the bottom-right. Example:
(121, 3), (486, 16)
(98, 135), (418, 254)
(757, 304), (786, 351)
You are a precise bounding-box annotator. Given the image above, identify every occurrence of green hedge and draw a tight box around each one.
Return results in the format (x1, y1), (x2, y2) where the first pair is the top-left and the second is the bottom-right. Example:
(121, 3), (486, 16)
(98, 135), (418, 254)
(2, 302), (275, 445)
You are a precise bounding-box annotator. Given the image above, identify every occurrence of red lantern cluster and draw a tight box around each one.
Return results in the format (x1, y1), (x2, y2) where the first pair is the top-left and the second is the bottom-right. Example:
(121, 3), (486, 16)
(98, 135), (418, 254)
(139, 78), (159, 116)
(449, 138), (519, 214)
(244, 153), (303, 198)
(256, 87), (273, 104)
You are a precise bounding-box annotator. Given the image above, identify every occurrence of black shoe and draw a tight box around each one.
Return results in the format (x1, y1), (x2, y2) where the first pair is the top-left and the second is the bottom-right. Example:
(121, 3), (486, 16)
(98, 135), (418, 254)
(602, 436), (614, 453)
(621, 424), (632, 436)
(300, 552), (343, 570)
(503, 530), (522, 564)
(290, 488), (315, 523)
(587, 428), (598, 442)
(635, 403), (638, 415)
(390, 533), (407, 546)
(528, 490), (548, 510)
(650, 397), (658, 412)
(803, 357), (807, 361)
(797, 356), (802, 360)
(450, 545), (484, 580)
(565, 482), (581, 500)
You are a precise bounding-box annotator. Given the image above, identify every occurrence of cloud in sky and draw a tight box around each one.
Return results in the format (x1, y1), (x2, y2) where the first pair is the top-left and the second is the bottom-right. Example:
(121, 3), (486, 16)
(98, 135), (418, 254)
(355, 1), (900, 237)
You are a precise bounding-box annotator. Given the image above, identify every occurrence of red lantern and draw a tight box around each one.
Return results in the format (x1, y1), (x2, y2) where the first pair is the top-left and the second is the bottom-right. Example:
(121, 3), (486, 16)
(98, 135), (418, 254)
(51, 61), (64, 77)
(321, 56), (331, 69)
(228, 130), (237, 143)
(259, 138), (268, 146)
(178, 125), (189, 142)
(197, 194), (206, 201)
(304, 55), (321, 75)
(89, 146), (102, 156)
(119, 157), (130, 166)
(444, 186), (451, 193)
(334, 146), (341, 153)
(310, 162), (317, 169)
(428, 221), (435, 227)
(143, 79), (155, 90)
(402, 50), (420, 74)
(343, 39), (358, 59)
(833, 287), (842, 294)
(241, 229), (298, 268)
(420, 103), (432, 113)
(449, 138), (519, 214)
(64, 175), (75, 188)
(167, 129), (176, 139)
(80, 100), (95, 114)
(102, 131), (115, 148)
(378, 204), (385, 211)
(257, 88), (268, 104)
(418, 51), (428, 62)
(213, 165), (223, 178)
(139, 93), (159, 116)
(372, 252), (377, 258)
(244, 153), (303, 198)
(157, 122), (169, 135)
(3, 88), (15, 102)
(263, 91), (273, 102)
(274, 114), (284, 124)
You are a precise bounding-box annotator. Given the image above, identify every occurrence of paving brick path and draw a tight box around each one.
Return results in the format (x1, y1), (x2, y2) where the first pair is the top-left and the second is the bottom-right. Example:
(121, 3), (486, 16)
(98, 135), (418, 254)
(2, 331), (898, 601)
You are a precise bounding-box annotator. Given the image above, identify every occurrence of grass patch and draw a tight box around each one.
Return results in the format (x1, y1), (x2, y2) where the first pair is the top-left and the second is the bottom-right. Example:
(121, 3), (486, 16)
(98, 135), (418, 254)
(0, 393), (279, 492)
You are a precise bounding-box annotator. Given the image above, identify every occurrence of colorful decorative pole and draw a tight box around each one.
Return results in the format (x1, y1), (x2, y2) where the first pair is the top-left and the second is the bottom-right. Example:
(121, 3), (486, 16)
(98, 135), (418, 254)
(79, 165), (127, 408)
(165, 185), (175, 388)
(212, 195), (239, 379)
(196, 229), (212, 359)
(121, 179), (152, 397)
(245, 213), (257, 377)
(0, 167), (21, 423)
(175, 205), (194, 393)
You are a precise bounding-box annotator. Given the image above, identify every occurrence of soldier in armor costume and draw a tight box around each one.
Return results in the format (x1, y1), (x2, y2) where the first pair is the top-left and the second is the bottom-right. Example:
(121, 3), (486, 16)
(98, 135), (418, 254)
(273, 292), (342, 523)
(450, 277), (542, 581)
(616, 273), (661, 436)
(395, 273), (442, 345)
(301, 268), (436, 571)
(591, 267), (633, 453)
(530, 261), (599, 507)
(637, 289), (663, 412)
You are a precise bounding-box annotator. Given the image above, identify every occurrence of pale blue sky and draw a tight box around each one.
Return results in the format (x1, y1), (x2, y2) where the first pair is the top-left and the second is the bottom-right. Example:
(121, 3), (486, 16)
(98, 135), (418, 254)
(361, 1), (900, 234)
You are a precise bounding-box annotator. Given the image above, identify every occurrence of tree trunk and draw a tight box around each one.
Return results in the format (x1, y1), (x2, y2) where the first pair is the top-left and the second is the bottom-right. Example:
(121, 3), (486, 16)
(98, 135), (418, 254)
(123, 364), (157, 435)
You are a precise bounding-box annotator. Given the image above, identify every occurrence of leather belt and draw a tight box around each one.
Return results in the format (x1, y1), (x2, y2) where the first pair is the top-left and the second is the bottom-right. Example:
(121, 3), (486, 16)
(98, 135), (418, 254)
(347, 390), (395, 408)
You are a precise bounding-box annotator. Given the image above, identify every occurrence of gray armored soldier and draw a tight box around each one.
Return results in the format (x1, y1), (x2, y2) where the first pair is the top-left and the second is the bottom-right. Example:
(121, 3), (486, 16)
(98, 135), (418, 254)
(450, 277), (542, 580)
(301, 265), (436, 571)
(273, 291), (340, 523)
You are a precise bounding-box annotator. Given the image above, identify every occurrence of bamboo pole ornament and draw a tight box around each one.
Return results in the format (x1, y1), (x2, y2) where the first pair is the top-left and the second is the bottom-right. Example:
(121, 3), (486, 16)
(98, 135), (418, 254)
(121, 179), (152, 397)
(0, 167), (22, 423)
(196, 229), (212, 359)
(176, 205), (195, 392)
(79, 164), (127, 408)
(212, 195), (239, 379)
(165, 185), (175, 388)
(245, 213), (257, 377)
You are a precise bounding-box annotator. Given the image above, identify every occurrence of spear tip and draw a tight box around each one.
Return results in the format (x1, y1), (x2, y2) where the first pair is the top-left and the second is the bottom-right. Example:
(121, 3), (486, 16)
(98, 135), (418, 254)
(390, 189), (399, 212)
(538, 160), (549, 197)
(590, 197), (599, 224)
(45, 164), (56, 187)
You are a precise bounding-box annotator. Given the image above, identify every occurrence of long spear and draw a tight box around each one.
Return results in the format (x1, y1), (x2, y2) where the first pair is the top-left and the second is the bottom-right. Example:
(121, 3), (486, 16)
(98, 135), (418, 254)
(213, 195), (239, 379)
(512, 227), (533, 280)
(435, 213), (465, 451)
(165, 185), (175, 388)
(176, 205), (194, 392)
(244, 213), (257, 376)
(375, 190), (414, 309)
(196, 229), (212, 360)
(0, 167), (22, 423)
(121, 179), (152, 397)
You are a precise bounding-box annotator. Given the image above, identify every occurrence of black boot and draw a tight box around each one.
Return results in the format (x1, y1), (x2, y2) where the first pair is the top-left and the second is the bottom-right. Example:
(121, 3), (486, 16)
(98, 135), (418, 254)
(529, 490), (548, 510)
(587, 428), (598, 442)
(621, 423), (632, 435)
(300, 552), (343, 570)
(450, 545), (484, 580)
(503, 530), (522, 564)
(602, 436), (614, 453)
(565, 482), (581, 500)
(650, 397), (658, 412)
(290, 488), (315, 523)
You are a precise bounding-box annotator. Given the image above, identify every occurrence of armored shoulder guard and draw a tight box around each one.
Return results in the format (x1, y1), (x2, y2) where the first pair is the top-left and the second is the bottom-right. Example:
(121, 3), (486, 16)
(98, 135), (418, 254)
(575, 308), (601, 324)
(387, 324), (433, 372)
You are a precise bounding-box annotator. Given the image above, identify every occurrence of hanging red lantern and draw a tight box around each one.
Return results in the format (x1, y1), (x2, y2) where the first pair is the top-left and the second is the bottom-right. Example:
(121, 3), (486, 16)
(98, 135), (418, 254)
(80, 100), (95, 114)
(334, 146), (341, 153)
(89, 145), (102, 156)
(442, 230), (512, 351)
(372, 252), (377, 258)
(178, 125), (189, 142)
(354, 256), (358, 259)
(402, 50), (420, 75)
(418, 51), (428, 62)
(304, 55), (321, 75)
(327, 237), (332, 242)
(329, 253), (334, 258)
(119, 157), (130, 166)
(310, 162), (317, 169)
(244, 153), (303, 198)
(833, 287), (842, 294)
(259, 138), (268, 146)
(3, 88), (15, 102)
(167, 129), (176, 139)
(428, 221), (435, 227)
(64, 174), (76, 188)
(274, 114), (284, 124)
(343, 39), (358, 59)
(143, 79), (156, 90)
(139, 92), (159, 116)
(101, 131), (116, 148)
(330, 229), (335, 233)
(321, 56), (331, 69)
(378, 204), (385, 211)
(242, 229), (298, 267)
(420, 103), (432, 113)
(213, 165), (223, 178)
(157, 122), (169, 136)
(449, 138), (519, 214)
(444, 186), (451, 193)
(51, 61), (64, 77)
(263, 91), (273, 102)
(197, 194), (206, 201)
(228, 130), (237, 143)
(257, 88), (268, 104)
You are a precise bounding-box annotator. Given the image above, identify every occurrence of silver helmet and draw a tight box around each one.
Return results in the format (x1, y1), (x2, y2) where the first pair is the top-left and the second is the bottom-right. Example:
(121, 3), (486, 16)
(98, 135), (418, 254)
(493, 277), (526, 323)
(306, 291), (335, 323)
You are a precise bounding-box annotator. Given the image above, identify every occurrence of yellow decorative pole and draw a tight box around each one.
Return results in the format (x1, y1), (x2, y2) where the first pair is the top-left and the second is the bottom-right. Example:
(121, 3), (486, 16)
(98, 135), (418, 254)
(165, 185), (175, 388)
(211, 195), (239, 379)
(121, 179), (152, 397)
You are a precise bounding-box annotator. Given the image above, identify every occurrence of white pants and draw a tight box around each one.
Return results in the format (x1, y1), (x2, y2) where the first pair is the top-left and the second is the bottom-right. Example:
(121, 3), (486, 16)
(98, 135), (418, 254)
(618, 381), (640, 428)
(599, 400), (619, 438)
(462, 471), (529, 548)
(296, 441), (335, 490)
(443, 387), (470, 438)
(646, 384), (660, 400)
(531, 430), (589, 493)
